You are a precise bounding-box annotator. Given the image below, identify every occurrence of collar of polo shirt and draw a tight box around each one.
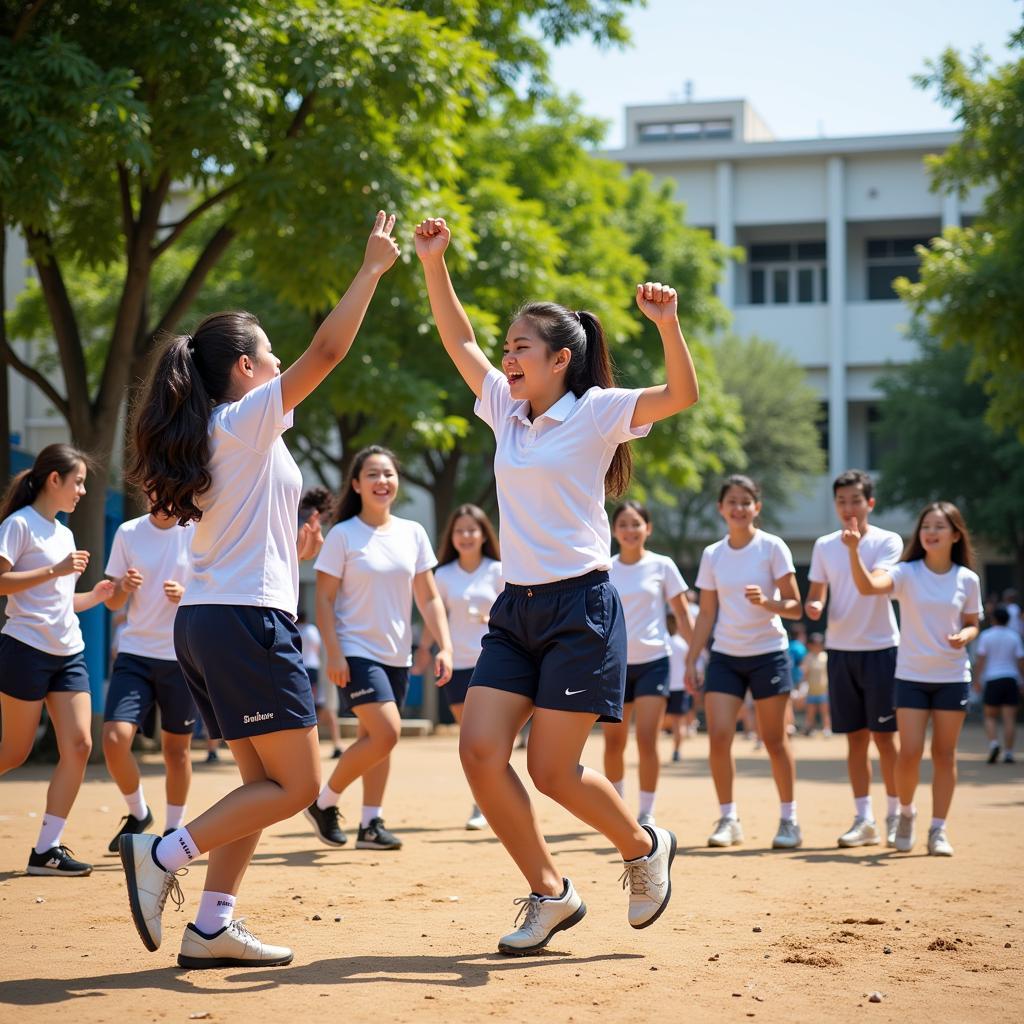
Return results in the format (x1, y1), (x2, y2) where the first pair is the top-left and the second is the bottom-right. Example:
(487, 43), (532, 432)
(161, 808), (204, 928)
(508, 388), (578, 427)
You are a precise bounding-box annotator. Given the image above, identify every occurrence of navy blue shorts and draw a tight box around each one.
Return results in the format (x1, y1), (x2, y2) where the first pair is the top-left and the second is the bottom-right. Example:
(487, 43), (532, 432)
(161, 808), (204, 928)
(826, 647), (897, 733)
(896, 679), (969, 712)
(342, 656), (408, 712)
(442, 667), (474, 709)
(667, 690), (692, 716)
(0, 634), (90, 701)
(470, 569), (626, 723)
(624, 657), (671, 703)
(104, 653), (197, 737)
(174, 605), (317, 741)
(983, 677), (1021, 707)
(703, 649), (792, 701)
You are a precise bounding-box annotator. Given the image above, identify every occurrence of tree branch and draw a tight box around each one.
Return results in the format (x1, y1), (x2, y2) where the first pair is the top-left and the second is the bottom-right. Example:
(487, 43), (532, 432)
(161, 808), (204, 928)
(12, 0), (48, 43)
(285, 91), (317, 141)
(152, 181), (243, 259)
(0, 336), (70, 420)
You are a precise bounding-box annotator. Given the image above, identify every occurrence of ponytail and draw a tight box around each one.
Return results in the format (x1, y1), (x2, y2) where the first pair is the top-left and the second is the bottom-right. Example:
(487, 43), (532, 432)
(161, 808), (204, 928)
(128, 310), (261, 524)
(515, 301), (633, 498)
(1, 443), (92, 521)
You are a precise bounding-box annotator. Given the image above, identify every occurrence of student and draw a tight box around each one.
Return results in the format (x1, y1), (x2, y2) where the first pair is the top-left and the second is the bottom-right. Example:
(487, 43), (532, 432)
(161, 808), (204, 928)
(805, 469), (903, 848)
(119, 211), (401, 967)
(686, 475), (803, 851)
(305, 446), (454, 850)
(802, 633), (831, 736)
(415, 215), (696, 955)
(297, 610), (341, 759)
(846, 501), (981, 857)
(421, 503), (503, 830)
(0, 444), (114, 876)
(603, 500), (693, 825)
(664, 613), (695, 763)
(974, 605), (1024, 764)
(102, 507), (195, 851)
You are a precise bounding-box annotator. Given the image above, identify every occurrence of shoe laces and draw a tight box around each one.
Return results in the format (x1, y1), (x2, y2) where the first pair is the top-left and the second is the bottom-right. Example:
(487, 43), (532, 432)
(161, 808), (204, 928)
(511, 895), (542, 931)
(323, 806), (343, 827)
(228, 918), (257, 944)
(712, 816), (734, 833)
(158, 866), (187, 915)
(619, 859), (654, 899)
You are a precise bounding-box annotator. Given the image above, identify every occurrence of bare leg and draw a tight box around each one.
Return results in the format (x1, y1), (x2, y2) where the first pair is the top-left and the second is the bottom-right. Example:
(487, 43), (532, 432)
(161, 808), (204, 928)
(845, 728), (871, 798)
(103, 721), (141, 795)
(754, 694), (796, 803)
(324, 701), (400, 796)
(634, 696), (666, 794)
(929, 710), (965, 820)
(895, 708), (929, 807)
(42, 691), (93, 818)
(0, 694), (45, 776)
(1002, 705), (1017, 752)
(871, 730), (898, 798)
(162, 730), (193, 807)
(705, 692), (743, 804)
(983, 705), (999, 745)
(601, 705), (632, 786)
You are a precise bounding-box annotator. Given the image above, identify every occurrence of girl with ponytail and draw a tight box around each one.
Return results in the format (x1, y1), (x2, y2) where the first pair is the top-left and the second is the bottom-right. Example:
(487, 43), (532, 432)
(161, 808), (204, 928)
(0, 444), (115, 877)
(118, 211), (401, 969)
(414, 216), (699, 956)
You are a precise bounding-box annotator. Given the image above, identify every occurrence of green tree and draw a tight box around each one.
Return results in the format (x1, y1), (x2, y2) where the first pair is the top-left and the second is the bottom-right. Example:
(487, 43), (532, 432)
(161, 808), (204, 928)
(875, 333), (1024, 587)
(898, 23), (1024, 439)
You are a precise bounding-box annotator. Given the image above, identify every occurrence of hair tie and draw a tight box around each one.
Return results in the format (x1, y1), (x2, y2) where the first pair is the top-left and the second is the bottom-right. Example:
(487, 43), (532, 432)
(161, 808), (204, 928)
(572, 310), (582, 323)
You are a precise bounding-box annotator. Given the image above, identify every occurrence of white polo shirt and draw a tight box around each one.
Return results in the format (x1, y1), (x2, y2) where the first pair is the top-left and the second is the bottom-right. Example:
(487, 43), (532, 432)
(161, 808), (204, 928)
(695, 530), (796, 657)
(180, 376), (303, 615)
(667, 633), (689, 692)
(808, 525), (902, 651)
(105, 515), (193, 661)
(298, 622), (321, 670)
(976, 625), (1024, 683)
(315, 515), (437, 667)
(888, 561), (982, 683)
(475, 368), (651, 585)
(610, 552), (686, 664)
(434, 558), (504, 670)
(0, 506), (83, 656)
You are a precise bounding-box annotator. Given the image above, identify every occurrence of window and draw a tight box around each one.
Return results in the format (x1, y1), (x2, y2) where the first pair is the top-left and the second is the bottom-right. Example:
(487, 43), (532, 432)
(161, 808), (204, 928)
(865, 237), (929, 300)
(637, 119), (735, 143)
(817, 402), (830, 456)
(747, 241), (828, 305)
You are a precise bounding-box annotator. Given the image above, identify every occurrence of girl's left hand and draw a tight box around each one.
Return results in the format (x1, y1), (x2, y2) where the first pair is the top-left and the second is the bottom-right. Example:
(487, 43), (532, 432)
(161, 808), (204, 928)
(297, 510), (324, 561)
(744, 584), (768, 607)
(434, 648), (453, 686)
(93, 579), (116, 601)
(946, 631), (970, 649)
(163, 580), (185, 604)
(636, 281), (678, 323)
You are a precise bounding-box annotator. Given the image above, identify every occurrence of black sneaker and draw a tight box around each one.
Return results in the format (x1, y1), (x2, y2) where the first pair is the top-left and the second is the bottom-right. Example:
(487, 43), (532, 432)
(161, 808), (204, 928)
(205, 750), (220, 764)
(988, 744), (1001, 764)
(304, 802), (347, 847)
(330, 747), (343, 759)
(27, 845), (92, 876)
(356, 817), (402, 850)
(107, 809), (155, 853)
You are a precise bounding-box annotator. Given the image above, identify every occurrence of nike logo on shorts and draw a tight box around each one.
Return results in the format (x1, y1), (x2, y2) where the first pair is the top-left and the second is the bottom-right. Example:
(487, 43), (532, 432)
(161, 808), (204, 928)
(959, 699), (968, 706)
(183, 719), (196, 727)
(878, 715), (894, 724)
(565, 688), (588, 696)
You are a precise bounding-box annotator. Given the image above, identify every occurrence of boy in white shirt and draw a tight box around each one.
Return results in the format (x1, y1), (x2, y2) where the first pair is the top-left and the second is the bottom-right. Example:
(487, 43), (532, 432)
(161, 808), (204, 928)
(975, 605), (1024, 763)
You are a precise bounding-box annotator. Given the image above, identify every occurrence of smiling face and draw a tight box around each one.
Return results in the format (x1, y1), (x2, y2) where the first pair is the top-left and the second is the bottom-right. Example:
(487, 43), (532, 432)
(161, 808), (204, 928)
(352, 453), (399, 516)
(717, 484), (760, 531)
(918, 508), (959, 559)
(451, 513), (484, 559)
(502, 317), (569, 404)
(51, 461), (87, 515)
(613, 505), (651, 553)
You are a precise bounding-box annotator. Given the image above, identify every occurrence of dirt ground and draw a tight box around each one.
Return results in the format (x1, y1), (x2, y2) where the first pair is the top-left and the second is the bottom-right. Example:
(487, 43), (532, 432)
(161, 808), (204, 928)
(0, 723), (1021, 1024)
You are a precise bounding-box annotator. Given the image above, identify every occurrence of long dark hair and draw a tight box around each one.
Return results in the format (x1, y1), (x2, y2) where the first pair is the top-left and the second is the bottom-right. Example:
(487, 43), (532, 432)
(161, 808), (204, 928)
(436, 503), (500, 565)
(718, 474), (761, 504)
(0, 444), (92, 522)
(902, 501), (976, 571)
(612, 498), (651, 527)
(335, 445), (400, 524)
(128, 311), (262, 524)
(515, 301), (632, 498)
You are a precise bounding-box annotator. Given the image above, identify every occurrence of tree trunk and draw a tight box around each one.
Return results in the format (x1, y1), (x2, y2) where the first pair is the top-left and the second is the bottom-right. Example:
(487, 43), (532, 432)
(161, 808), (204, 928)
(0, 217), (9, 486)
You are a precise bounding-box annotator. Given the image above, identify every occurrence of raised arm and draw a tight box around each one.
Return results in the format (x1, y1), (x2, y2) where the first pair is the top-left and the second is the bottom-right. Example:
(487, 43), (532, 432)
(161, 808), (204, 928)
(280, 211), (400, 414)
(842, 518), (894, 596)
(414, 218), (494, 399)
(630, 282), (699, 428)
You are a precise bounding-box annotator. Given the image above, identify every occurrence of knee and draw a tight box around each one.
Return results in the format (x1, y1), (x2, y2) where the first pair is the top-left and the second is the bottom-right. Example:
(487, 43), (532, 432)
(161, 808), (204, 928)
(872, 732), (896, 751)
(0, 741), (33, 774)
(761, 733), (788, 758)
(930, 745), (957, 768)
(295, 774), (321, 809)
(373, 722), (400, 753)
(527, 758), (574, 801)
(459, 733), (503, 777)
(102, 726), (130, 756)
(707, 729), (734, 753)
(163, 742), (191, 771)
(62, 732), (93, 764)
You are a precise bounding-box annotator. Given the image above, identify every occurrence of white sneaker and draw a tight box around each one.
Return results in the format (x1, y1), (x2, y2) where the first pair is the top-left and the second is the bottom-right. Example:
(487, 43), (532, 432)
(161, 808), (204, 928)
(772, 819), (803, 849)
(497, 878), (586, 955)
(927, 827), (954, 857)
(885, 814), (899, 848)
(637, 811), (656, 827)
(894, 812), (916, 852)
(707, 816), (743, 847)
(837, 816), (880, 848)
(178, 918), (293, 968)
(465, 807), (488, 831)
(119, 833), (185, 952)
(620, 825), (676, 929)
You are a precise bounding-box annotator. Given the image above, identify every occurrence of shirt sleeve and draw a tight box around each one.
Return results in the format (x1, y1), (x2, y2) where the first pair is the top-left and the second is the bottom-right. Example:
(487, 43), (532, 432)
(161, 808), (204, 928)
(492, 561), (505, 596)
(314, 524), (347, 580)
(104, 528), (129, 579)
(217, 376), (291, 455)
(963, 571), (982, 616)
(474, 368), (512, 433)
(588, 387), (653, 445)
(0, 515), (27, 568)
(661, 558), (687, 601)
(976, 632), (990, 656)
(808, 538), (827, 584)
(887, 561), (907, 599)
(433, 567), (449, 604)
(876, 533), (905, 572)
(414, 523), (438, 575)
(769, 536), (796, 578)
(695, 546), (716, 592)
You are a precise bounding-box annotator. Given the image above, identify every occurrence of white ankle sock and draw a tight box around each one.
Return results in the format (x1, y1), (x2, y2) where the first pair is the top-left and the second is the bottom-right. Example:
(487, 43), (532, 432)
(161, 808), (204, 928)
(780, 801), (797, 824)
(719, 802), (737, 821)
(611, 779), (625, 798)
(316, 783), (341, 811)
(899, 803), (916, 817)
(886, 795), (900, 817)
(638, 790), (656, 816)
(34, 814), (66, 854)
(361, 805), (382, 828)
(989, 739), (1000, 749)
(854, 795), (873, 820)
(125, 785), (148, 821)
(165, 804), (186, 831)
(154, 826), (200, 871)
(929, 817), (945, 831)
(194, 890), (235, 936)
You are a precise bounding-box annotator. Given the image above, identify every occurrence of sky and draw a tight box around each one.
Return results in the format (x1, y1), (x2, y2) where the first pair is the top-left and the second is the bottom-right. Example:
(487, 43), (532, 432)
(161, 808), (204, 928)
(546, 0), (1021, 147)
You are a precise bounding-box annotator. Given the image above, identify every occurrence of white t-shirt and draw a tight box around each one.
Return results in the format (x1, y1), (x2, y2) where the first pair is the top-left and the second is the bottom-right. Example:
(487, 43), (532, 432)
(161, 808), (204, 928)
(809, 526), (902, 651)
(888, 561), (982, 683)
(105, 516), (193, 662)
(610, 552), (686, 664)
(434, 558), (504, 670)
(180, 376), (303, 614)
(695, 530), (796, 657)
(667, 633), (689, 692)
(976, 625), (1024, 684)
(0, 506), (83, 656)
(315, 515), (437, 667)
(298, 622), (321, 670)
(475, 368), (651, 585)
